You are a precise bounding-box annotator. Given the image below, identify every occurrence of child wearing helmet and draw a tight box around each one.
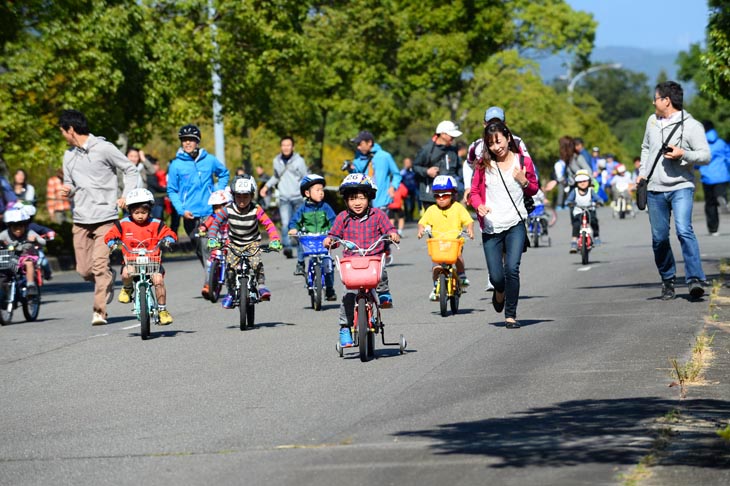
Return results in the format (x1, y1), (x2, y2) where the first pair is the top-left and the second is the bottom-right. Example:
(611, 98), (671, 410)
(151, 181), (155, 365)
(565, 170), (602, 252)
(287, 175), (338, 300)
(12, 202), (56, 280)
(198, 189), (231, 299)
(610, 163), (635, 211)
(207, 175), (282, 308)
(416, 175), (474, 301)
(0, 207), (46, 296)
(104, 188), (178, 325)
(323, 173), (400, 348)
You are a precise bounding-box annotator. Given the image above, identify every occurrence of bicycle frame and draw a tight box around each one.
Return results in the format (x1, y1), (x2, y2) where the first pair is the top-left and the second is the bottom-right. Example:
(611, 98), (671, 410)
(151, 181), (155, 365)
(295, 233), (331, 311)
(0, 247), (42, 325)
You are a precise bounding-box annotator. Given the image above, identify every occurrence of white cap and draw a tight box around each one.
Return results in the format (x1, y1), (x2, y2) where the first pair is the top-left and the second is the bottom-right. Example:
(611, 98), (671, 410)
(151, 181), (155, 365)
(435, 121), (462, 138)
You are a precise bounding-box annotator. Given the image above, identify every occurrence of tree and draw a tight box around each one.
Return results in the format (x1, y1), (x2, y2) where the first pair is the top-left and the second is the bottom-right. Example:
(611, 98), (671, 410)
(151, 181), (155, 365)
(703, 0), (730, 100)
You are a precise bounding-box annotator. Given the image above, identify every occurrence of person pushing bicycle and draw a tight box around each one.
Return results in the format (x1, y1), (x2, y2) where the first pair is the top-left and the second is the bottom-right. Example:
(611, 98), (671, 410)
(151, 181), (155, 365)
(104, 188), (177, 325)
(416, 175), (474, 301)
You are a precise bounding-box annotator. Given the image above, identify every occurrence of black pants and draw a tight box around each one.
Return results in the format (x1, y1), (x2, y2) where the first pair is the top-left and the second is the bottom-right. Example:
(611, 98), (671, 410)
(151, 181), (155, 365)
(703, 182), (727, 233)
(571, 210), (599, 238)
(183, 217), (209, 267)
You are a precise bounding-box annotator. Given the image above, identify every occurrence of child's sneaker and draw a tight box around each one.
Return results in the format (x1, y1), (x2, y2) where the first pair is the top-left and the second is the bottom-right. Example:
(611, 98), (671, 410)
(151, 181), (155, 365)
(26, 283), (38, 297)
(594, 237), (601, 246)
(379, 293), (393, 308)
(326, 288), (337, 301)
(429, 288), (438, 301)
(221, 294), (235, 309)
(118, 287), (133, 304)
(459, 274), (470, 287)
(569, 241), (578, 253)
(339, 327), (353, 347)
(159, 310), (173, 325)
(258, 287), (271, 301)
(201, 284), (210, 300)
(294, 261), (305, 276)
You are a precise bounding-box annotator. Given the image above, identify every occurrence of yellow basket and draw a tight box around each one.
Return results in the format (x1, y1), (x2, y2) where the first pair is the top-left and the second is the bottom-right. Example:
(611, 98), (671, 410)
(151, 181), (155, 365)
(427, 238), (463, 265)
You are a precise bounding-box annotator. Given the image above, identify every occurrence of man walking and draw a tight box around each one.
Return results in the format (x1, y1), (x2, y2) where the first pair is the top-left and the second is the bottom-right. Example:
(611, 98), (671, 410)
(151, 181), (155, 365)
(413, 121), (463, 210)
(700, 120), (730, 235)
(638, 81), (711, 300)
(58, 109), (139, 325)
(260, 136), (308, 259)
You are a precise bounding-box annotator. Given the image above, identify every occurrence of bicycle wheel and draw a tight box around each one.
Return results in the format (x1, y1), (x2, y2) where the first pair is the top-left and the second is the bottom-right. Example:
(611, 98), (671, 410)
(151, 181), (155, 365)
(22, 285), (41, 322)
(357, 296), (369, 362)
(438, 273), (448, 317)
(207, 259), (221, 303)
(530, 224), (540, 248)
(313, 264), (322, 311)
(449, 273), (460, 315)
(139, 285), (150, 340)
(246, 290), (255, 327)
(0, 281), (12, 325)
(239, 277), (248, 331)
(580, 234), (590, 265)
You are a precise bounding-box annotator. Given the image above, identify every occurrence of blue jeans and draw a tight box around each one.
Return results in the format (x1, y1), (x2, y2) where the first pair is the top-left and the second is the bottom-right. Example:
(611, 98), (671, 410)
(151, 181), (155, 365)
(481, 223), (526, 319)
(647, 188), (706, 283)
(278, 197), (303, 249)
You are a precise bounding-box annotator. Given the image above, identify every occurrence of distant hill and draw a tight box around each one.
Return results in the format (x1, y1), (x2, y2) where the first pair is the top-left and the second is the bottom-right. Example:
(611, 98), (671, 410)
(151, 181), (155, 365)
(537, 46), (691, 95)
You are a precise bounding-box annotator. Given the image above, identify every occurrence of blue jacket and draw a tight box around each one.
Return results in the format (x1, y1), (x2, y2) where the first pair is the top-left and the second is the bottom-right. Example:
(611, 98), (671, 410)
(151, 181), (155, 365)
(167, 148), (230, 218)
(352, 143), (402, 210)
(288, 200), (337, 233)
(698, 129), (730, 185)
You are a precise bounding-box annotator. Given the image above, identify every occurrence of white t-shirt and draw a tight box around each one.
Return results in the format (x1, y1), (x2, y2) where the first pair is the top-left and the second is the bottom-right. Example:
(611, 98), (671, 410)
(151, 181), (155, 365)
(482, 155), (526, 234)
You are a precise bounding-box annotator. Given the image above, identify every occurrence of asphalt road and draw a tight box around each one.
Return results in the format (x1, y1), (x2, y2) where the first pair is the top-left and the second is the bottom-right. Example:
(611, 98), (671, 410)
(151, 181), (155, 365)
(1, 206), (728, 486)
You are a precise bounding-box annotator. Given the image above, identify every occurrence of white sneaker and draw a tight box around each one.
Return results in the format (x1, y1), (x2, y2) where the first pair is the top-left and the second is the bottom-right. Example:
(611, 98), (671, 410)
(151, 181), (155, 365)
(429, 289), (438, 301)
(484, 282), (494, 292)
(92, 312), (107, 326)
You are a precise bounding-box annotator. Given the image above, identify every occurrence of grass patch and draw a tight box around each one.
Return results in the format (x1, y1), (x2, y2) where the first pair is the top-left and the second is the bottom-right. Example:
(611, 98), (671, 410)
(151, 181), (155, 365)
(669, 332), (715, 398)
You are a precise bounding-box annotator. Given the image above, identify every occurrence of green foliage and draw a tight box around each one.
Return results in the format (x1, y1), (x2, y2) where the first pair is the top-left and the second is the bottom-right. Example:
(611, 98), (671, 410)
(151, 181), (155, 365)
(703, 0), (730, 100)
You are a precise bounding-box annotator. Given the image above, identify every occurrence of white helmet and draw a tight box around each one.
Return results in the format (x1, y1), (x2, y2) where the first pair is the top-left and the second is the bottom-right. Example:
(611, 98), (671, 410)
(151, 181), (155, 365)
(231, 176), (256, 195)
(125, 188), (155, 207)
(3, 208), (30, 224)
(13, 202), (36, 218)
(207, 190), (231, 206)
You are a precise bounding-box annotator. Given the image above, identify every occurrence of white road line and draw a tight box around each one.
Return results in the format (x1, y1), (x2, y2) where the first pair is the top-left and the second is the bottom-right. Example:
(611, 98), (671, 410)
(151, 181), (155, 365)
(122, 324), (141, 330)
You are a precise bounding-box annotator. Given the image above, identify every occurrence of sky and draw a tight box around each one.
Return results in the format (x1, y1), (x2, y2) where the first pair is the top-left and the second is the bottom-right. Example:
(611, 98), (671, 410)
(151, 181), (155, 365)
(566, 0), (710, 52)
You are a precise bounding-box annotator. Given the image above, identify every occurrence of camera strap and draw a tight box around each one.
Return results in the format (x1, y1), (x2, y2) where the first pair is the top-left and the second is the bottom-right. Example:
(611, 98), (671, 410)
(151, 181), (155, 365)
(496, 154), (526, 225)
(646, 112), (683, 183)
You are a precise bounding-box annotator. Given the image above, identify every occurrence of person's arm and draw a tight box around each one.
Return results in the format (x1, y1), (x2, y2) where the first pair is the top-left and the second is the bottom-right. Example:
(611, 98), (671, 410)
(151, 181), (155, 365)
(104, 222), (122, 245)
(207, 208), (228, 241)
(214, 159), (230, 191)
(166, 163), (185, 215)
(110, 146), (140, 197)
(639, 117), (652, 180)
(565, 189), (576, 205)
(386, 154), (402, 190)
(522, 156), (539, 197)
(412, 145), (430, 178)
(677, 121), (711, 166)
(288, 204), (305, 231)
(256, 206), (281, 241)
(28, 230), (46, 247)
(265, 160), (280, 189)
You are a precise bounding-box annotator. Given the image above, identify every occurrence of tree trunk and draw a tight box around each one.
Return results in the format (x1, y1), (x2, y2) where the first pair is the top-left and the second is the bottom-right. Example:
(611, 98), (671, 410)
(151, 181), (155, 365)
(312, 108), (328, 173)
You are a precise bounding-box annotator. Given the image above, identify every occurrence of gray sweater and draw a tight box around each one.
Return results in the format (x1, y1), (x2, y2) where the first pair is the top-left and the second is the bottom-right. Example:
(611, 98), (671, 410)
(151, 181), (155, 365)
(640, 110), (710, 192)
(63, 134), (140, 224)
(265, 152), (307, 200)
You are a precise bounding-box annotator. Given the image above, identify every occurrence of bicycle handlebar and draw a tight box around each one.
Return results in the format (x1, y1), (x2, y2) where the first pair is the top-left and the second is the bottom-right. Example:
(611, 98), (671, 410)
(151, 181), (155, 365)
(327, 234), (399, 256)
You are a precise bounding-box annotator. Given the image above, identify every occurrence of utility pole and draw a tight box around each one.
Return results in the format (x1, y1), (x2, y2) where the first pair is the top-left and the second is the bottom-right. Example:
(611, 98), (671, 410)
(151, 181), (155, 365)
(209, 0), (225, 164)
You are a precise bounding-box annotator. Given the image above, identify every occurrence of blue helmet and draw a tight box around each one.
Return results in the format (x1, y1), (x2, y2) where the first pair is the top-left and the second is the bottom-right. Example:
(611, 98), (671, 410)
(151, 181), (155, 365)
(432, 175), (457, 193)
(300, 174), (326, 197)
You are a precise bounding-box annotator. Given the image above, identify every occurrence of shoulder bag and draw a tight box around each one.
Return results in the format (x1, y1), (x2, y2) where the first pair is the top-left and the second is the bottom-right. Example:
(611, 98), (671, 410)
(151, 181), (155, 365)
(636, 113), (683, 210)
(496, 155), (530, 252)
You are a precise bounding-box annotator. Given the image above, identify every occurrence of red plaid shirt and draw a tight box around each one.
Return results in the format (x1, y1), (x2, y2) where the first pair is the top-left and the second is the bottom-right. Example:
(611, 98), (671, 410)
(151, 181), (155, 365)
(328, 208), (396, 257)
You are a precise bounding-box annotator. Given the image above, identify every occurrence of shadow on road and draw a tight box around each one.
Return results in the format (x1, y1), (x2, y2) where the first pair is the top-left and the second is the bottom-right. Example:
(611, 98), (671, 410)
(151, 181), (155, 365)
(128, 330), (196, 339)
(393, 397), (730, 468)
(489, 318), (553, 328)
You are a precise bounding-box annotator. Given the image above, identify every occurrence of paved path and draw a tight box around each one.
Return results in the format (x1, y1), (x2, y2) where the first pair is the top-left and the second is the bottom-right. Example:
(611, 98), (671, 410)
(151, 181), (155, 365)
(1, 206), (728, 485)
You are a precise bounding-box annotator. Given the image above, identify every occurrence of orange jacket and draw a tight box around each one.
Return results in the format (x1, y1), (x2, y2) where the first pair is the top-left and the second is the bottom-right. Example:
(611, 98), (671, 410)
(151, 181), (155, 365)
(104, 217), (177, 258)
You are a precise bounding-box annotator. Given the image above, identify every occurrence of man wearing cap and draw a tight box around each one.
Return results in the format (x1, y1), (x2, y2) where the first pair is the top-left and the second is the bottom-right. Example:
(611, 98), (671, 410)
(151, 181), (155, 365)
(348, 130), (402, 212)
(413, 121), (463, 210)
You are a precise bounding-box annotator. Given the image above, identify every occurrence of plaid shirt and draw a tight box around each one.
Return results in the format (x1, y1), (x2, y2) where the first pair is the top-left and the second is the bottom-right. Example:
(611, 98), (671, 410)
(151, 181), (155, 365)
(328, 207), (396, 257)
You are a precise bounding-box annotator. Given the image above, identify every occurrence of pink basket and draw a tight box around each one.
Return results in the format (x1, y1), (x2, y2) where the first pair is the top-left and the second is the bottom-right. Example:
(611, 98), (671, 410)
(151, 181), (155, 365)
(337, 255), (383, 290)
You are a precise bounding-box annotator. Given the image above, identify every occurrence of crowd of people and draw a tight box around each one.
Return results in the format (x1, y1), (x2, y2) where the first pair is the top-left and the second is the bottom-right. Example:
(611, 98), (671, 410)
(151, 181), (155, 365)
(1, 79), (727, 338)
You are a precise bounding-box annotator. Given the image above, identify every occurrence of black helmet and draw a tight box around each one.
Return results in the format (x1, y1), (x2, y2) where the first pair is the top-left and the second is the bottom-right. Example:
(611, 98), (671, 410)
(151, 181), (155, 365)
(300, 174), (326, 197)
(178, 124), (201, 142)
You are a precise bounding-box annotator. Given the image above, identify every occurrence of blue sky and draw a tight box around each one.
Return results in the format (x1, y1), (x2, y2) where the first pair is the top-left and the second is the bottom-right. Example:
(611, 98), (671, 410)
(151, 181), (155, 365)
(566, 0), (710, 52)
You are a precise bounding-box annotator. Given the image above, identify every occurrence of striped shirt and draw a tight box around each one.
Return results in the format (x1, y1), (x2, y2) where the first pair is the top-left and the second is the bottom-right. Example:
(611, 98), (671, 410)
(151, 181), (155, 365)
(209, 203), (280, 246)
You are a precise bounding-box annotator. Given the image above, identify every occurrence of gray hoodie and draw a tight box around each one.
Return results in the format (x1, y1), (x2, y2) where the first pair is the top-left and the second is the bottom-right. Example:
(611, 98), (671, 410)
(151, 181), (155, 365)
(63, 134), (139, 224)
(640, 110), (710, 192)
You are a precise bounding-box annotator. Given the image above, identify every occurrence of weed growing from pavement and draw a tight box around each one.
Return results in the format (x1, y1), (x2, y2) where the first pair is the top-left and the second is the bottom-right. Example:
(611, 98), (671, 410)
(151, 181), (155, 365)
(669, 332), (715, 397)
(618, 428), (674, 485)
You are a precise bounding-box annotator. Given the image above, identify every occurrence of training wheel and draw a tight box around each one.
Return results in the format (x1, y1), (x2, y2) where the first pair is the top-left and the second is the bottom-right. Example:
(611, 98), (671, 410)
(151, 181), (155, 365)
(336, 342), (344, 357)
(399, 335), (407, 354)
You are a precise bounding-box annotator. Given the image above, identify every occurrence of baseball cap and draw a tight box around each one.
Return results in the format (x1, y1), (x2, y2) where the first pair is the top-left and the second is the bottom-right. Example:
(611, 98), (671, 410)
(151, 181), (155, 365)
(484, 106), (505, 122)
(351, 130), (374, 144)
(435, 120), (462, 138)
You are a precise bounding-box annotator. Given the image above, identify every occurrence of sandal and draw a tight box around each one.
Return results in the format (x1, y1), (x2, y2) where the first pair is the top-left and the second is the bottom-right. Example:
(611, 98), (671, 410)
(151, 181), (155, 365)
(505, 318), (521, 329)
(492, 291), (505, 313)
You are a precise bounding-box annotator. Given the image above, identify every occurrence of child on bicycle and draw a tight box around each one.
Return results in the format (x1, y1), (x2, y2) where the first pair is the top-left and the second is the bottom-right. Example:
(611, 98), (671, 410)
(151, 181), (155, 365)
(12, 202), (56, 280)
(416, 175), (474, 301)
(207, 175), (282, 308)
(199, 189), (231, 299)
(610, 163), (635, 211)
(104, 188), (178, 324)
(323, 173), (400, 347)
(287, 174), (338, 301)
(529, 189), (551, 236)
(565, 169), (602, 252)
(0, 207), (45, 296)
